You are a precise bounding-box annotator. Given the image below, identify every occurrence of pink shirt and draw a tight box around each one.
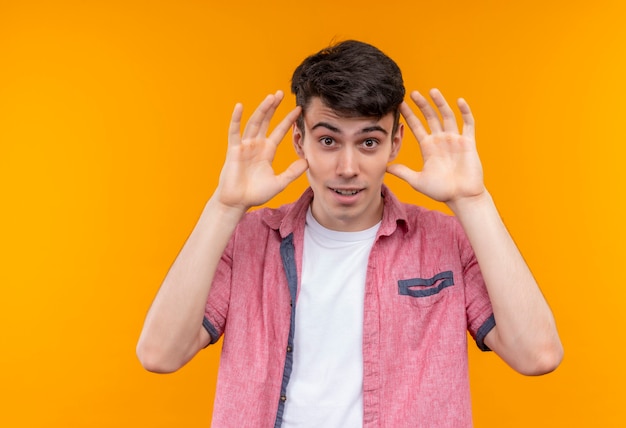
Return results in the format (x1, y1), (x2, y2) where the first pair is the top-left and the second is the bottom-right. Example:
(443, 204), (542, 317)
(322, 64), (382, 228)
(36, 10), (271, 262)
(204, 186), (494, 427)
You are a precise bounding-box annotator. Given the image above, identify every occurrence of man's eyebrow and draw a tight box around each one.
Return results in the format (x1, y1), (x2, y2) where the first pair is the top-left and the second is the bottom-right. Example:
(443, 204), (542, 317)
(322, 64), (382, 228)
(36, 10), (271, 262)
(360, 125), (388, 135)
(310, 122), (389, 135)
(311, 122), (341, 133)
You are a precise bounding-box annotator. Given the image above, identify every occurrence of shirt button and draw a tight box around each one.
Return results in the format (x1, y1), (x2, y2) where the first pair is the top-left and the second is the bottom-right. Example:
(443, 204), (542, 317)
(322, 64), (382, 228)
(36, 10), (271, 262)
(280, 395), (287, 402)
(287, 345), (293, 352)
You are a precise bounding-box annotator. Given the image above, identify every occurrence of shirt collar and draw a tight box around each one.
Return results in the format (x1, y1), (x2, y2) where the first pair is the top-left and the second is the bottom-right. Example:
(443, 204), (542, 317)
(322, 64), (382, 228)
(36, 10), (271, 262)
(262, 185), (409, 238)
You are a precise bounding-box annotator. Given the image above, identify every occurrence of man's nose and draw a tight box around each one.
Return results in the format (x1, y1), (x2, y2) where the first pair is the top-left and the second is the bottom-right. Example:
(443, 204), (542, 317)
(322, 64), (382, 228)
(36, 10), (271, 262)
(336, 146), (359, 177)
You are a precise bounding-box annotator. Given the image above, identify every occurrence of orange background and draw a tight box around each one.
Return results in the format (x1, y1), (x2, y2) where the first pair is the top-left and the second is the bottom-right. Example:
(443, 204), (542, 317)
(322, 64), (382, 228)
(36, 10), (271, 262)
(1, 0), (624, 426)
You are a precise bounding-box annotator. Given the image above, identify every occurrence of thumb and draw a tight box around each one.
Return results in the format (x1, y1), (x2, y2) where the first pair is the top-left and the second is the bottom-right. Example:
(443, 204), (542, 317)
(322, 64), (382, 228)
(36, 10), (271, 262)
(276, 158), (309, 189)
(386, 163), (420, 185)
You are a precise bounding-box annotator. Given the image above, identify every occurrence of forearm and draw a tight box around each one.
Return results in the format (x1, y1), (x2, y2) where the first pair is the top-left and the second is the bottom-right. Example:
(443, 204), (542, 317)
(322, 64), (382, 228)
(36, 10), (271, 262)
(136, 196), (246, 373)
(449, 192), (563, 375)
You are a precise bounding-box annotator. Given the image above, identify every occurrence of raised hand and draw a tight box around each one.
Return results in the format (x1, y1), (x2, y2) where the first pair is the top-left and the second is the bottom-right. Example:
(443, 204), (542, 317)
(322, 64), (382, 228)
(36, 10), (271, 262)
(216, 91), (308, 210)
(387, 89), (485, 206)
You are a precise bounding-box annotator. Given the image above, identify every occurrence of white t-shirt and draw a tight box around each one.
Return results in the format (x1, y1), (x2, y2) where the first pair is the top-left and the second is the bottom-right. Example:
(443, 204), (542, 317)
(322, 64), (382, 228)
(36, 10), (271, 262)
(282, 208), (380, 427)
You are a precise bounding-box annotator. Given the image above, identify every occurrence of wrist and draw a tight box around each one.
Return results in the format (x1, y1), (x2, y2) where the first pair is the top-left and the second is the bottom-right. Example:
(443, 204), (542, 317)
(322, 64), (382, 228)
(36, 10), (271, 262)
(204, 195), (248, 225)
(446, 190), (493, 217)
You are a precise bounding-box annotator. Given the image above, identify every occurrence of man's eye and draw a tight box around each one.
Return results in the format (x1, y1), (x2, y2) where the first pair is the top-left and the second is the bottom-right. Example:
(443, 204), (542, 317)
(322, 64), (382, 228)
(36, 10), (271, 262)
(363, 138), (378, 148)
(320, 137), (334, 146)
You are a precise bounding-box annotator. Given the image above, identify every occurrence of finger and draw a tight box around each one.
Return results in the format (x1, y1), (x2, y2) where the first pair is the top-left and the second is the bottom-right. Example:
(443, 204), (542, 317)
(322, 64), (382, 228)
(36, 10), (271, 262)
(258, 90), (284, 136)
(430, 88), (459, 134)
(268, 105), (302, 145)
(410, 90), (442, 133)
(276, 158), (309, 189)
(228, 103), (244, 147)
(399, 101), (428, 141)
(242, 93), (278, 140)
(386, 163), (421, 187)
(457, 98), (475, 139)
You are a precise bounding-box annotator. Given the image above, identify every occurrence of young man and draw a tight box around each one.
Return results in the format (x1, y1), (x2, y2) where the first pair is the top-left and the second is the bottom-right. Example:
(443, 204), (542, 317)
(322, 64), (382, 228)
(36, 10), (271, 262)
(137, 40), (563, 427)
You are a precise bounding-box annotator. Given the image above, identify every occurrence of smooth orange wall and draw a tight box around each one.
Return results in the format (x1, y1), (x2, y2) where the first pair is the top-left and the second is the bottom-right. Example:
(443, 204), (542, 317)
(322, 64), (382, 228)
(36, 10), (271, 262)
(1, 0), (625, 426)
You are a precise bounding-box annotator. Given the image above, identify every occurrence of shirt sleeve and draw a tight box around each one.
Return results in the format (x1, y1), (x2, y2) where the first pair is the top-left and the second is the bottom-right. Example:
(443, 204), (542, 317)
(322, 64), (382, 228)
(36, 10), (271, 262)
(456, 220), (495, 351)
(202, 233), (235, 345)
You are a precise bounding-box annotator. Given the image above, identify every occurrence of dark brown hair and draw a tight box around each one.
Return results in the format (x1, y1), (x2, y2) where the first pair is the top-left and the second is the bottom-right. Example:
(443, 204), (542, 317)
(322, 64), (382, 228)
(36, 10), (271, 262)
(291, 40), (405, 134)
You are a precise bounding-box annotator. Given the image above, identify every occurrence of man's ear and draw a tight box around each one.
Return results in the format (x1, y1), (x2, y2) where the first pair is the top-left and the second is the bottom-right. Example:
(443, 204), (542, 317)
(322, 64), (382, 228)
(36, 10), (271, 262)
(389, 122), (403, 162)
(292, 123), (305, 158)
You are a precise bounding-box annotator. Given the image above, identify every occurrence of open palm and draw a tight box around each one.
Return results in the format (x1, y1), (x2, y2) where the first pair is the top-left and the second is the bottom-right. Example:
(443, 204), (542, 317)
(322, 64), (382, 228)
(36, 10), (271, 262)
(387, 89), (485, 204)
(216, 91), (308, 210)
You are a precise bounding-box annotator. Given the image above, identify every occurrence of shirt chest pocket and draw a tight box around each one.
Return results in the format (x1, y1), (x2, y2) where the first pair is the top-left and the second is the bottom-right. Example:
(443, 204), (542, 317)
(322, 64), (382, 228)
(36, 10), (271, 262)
(398, 271), (454, 307)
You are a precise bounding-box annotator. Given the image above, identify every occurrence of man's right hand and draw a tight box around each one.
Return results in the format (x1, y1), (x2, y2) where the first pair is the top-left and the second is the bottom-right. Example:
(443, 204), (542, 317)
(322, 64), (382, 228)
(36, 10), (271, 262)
(137, 91), (307, 373)
(215, 90), (308, 211)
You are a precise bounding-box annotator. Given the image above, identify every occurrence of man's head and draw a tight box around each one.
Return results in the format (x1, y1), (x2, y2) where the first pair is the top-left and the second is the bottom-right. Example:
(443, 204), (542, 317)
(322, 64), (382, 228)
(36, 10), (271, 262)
(290, 40), (406, 232)
(291, 40), (405, 135)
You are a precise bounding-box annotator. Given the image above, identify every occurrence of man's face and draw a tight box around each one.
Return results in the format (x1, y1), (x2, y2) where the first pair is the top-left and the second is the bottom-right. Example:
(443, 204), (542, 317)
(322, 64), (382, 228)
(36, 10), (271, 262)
(293, 97), (403, 232)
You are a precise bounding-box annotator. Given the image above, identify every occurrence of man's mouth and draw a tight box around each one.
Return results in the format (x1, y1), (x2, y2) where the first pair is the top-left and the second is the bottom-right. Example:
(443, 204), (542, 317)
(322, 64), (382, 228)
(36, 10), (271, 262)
(331, 188), (361, 196)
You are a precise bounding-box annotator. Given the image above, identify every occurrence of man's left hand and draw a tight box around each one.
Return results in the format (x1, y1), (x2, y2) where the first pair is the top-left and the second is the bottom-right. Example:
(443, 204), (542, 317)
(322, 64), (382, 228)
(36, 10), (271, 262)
(387, 89), (486, 206)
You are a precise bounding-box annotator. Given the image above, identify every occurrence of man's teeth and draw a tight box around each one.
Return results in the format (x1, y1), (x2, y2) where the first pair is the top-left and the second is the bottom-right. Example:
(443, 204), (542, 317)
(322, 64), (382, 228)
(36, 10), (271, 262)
(334, 189), (359, 196)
